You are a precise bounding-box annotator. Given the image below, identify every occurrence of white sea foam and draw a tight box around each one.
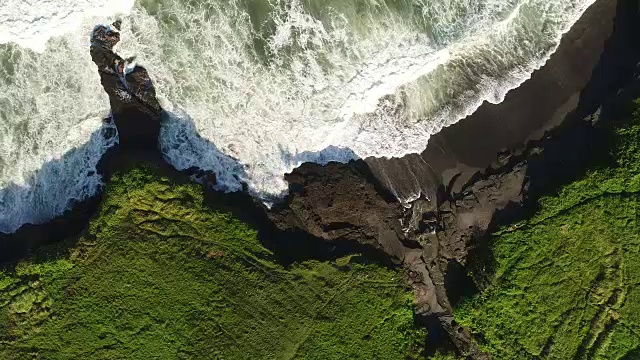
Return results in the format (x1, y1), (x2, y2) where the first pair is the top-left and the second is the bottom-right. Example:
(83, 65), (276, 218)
(0, 0), (134, 52)
(116, 0), (596, 202)
(0, 1), (130, 232)
(0, 0), (596, 232)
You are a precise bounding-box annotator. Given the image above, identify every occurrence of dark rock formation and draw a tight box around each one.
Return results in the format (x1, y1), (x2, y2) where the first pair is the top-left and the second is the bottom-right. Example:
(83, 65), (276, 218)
(366, 0), (619, 202)
(267, 0), (640, 357)
(90, 23), (162, 149)
(269, 162), (405, 249)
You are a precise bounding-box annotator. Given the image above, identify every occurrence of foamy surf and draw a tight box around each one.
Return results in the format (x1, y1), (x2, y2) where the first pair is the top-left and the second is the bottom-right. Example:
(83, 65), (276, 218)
(0, 0), (134, 52)
(0, 1), (131, 232)
(116, 0), (596, 201)
(0, 0), (596, 232)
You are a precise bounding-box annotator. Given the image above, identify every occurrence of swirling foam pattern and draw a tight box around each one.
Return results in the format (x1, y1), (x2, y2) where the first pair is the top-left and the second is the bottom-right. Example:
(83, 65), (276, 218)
(0, 0), (594, 231)
(0, 1), (131, 232)
(117, 0), (595, 201)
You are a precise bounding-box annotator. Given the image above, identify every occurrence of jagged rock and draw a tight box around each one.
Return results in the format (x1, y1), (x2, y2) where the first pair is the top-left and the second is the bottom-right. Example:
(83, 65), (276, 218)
(2, 1), (637, 358)
(269, 161), (406, 250)
(90, 22), (161, 149)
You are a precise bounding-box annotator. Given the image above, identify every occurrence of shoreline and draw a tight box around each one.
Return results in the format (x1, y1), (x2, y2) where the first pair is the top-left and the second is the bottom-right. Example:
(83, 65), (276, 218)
(366, 0), (619, 203)
(0, 0), (617, 240)
(1, 1), (638, 356)
(0, 0), (621, 260)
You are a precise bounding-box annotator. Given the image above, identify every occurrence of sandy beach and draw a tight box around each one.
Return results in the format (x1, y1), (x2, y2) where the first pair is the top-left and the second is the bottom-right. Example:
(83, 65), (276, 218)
(366, 0), (619, 202)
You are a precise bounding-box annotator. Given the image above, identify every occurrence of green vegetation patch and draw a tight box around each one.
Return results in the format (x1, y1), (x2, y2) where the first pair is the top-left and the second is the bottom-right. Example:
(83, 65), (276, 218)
(0, 167), (424, 359)
(455, 102), (640, 359)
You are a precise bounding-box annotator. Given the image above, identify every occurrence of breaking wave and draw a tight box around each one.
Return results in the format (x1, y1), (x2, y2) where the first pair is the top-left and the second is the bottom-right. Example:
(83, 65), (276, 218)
(0, 1), (130, 232)
(117, 0), (595, 200)
(0, 0), (595, 231)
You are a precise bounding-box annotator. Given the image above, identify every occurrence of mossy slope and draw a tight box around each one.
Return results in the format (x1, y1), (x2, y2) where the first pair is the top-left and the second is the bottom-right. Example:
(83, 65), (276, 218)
(0, 167), (424, 359)
(456, 102), (640, 359)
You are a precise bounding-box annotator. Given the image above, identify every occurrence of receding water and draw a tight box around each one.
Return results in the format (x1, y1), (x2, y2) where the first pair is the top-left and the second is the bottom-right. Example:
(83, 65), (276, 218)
(0, 0), (595, 232)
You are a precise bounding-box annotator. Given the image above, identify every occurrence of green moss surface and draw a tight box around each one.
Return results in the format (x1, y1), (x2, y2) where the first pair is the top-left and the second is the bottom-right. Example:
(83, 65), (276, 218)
(0, 167), (424, 359)
(455, 103), (640, 359)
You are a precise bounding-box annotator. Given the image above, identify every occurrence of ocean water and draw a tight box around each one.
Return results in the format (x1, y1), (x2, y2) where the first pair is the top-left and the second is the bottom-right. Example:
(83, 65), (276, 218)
(0, 0), (595, 232)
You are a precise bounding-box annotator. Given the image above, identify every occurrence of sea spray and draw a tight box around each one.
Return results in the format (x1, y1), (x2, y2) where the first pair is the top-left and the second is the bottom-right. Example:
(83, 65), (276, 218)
(0, 2), (131, 232)
(116, 0), (596, 201)
(0, 0), (595, 231)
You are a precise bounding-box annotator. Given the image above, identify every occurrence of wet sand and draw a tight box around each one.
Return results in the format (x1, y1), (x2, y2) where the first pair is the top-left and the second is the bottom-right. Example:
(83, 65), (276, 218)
(366, 0), (619, 202)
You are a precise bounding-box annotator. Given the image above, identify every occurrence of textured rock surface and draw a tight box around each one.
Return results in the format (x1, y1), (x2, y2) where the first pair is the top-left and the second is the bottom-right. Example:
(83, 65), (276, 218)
(366, 0), (619, 203)
(266, 1), (640, 357)
(269, 161), (406, 249)
(90, 23), (162, 149)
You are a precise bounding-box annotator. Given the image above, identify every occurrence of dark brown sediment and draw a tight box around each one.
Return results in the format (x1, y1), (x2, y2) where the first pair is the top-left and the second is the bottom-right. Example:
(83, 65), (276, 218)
(366, 0), (620, 202)
(2, 1), (639, 357)
(269, 0), (640, 356)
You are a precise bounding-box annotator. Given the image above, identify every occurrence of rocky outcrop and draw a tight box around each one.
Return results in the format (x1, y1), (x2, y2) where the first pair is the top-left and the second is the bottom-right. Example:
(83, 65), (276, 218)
(267, 0), (640, 358)
(269, 161), (405, 248)
(90, 22), (162, 149)
(366, 0), (619, 203)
